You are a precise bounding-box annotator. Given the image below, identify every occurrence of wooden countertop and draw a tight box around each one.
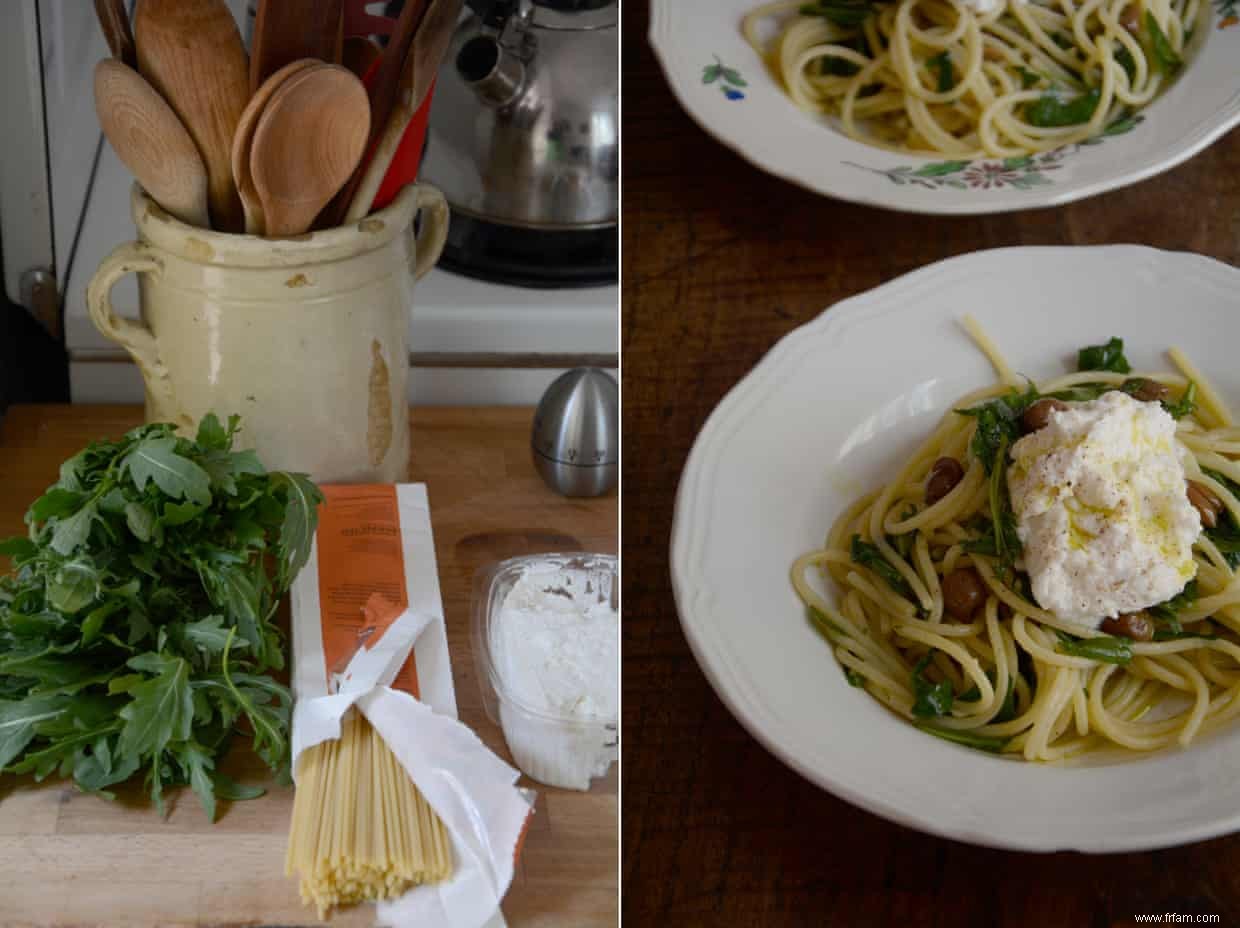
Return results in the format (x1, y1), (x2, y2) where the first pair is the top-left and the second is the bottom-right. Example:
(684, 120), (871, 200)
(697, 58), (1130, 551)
(622, 4), (1240, 925)
(0, 404), (617, 928)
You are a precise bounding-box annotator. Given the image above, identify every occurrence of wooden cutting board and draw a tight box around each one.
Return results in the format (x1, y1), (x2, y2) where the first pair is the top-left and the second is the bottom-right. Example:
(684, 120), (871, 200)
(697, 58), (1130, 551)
(0, 404), (618, 928)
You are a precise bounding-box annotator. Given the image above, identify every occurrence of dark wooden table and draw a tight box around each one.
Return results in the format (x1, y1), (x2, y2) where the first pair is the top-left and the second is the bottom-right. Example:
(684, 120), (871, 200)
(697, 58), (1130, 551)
(621, 5), (1240, 926)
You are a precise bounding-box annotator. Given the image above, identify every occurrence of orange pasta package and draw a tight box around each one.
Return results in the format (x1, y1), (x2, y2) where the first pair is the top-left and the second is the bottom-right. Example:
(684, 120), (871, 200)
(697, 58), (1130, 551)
(287, 484), (534, 927)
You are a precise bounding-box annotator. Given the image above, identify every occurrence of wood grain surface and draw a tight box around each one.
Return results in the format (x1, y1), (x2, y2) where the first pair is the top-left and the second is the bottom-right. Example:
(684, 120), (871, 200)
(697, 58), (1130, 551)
(0, 405), (617, 928)
(622, 4), (1240, 926)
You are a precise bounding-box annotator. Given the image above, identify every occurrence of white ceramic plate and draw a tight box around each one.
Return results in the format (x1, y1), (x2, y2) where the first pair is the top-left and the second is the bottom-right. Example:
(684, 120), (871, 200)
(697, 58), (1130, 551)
(649, 1), (1240, 214)
(671, 246), (1240, 851)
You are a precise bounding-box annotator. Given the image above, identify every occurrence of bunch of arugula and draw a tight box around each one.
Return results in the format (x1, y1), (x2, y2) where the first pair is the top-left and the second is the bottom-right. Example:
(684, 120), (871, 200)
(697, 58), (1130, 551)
(0, 414), (322, 820)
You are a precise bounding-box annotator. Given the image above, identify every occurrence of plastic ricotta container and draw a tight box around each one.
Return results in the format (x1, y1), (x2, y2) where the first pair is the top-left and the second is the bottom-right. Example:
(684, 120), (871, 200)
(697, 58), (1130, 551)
(472, 553), (618, 791)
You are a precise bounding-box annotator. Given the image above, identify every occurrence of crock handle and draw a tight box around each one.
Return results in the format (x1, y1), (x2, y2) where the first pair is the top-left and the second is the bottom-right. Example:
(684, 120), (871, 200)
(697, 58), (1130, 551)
(409, 184), (450, 281)
(86, 242), (174, 403)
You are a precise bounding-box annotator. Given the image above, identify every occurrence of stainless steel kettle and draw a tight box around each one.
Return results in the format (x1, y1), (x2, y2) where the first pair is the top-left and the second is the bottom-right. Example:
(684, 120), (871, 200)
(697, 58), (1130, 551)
(421, 0), (618, 287)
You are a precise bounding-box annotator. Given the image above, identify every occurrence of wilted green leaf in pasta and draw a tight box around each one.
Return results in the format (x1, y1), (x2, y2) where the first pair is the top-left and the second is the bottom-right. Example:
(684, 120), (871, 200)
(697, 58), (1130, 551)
(1077, 336), (1131, 374)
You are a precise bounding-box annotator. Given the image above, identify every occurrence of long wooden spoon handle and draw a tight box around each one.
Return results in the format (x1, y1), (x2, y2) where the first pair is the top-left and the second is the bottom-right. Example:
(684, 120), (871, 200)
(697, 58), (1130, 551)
(94, 0), (136, 66)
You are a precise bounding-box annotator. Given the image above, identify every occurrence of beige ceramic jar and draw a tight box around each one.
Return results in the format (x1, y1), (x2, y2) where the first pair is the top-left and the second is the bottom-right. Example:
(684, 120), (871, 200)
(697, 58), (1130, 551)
(86, 183), (448, 482)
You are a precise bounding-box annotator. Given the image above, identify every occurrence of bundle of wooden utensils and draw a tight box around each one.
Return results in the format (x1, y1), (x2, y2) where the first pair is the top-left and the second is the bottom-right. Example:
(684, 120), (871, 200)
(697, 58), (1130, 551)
(92, 0), (463, 237)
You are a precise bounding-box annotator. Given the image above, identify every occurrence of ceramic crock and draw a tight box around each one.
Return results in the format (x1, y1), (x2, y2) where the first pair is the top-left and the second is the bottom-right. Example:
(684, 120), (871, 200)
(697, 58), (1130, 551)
(86, 183), (448, 482)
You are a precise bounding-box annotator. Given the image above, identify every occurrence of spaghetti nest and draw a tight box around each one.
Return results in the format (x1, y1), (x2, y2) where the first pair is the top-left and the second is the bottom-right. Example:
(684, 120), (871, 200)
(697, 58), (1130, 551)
(743, 0), (1197, 157)
(792, 320), (1240, 761)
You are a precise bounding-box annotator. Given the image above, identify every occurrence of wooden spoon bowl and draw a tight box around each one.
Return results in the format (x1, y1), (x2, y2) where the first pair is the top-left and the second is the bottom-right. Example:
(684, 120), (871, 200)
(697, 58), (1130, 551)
(250, 65), (371, 237)
(232, 58), (321, 235)
(94, 59), (209, 228)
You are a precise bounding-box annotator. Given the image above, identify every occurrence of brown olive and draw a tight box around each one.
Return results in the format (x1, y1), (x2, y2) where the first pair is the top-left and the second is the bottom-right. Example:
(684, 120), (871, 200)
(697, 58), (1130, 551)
(942, 568), (986, 621)
(1122, 377), (1170, 403)
(925, 456), (965, 505)
(1021, 398), (1070, 433)
(1099, 612), (1154, 642)
(1187, 480), (1224, 529)
(1121, 3), (1139, 30)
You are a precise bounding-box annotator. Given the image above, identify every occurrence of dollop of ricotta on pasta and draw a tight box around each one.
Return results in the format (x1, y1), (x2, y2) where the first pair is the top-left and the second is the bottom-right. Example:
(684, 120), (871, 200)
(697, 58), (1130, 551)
(1007, 391), (1201, 628)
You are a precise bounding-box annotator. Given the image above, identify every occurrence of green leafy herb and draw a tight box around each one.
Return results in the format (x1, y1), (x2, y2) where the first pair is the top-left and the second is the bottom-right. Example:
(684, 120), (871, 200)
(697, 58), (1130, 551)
(955, 389), (1031, 575)
(987, 435), (1023, 573)
(1024, 89), (1100, 128)
(0, 414), (322, 819)
(1201, 469), (1240, 568)
(807, 604), (848, 639)
(956, 383), (1038, 475)
(844, 668), (865, 687)
(957, 671), (1017, 723)
(1101, 111), (1143, 137)
(1144, 12), (1182, 75)
(1164, 381), (1197, 419)
(1149, 579), (1197, 632)
(821, 56), (862, 76)
(1017, 65), (1042, 89)
(799, 0), (876, 26)
(1115, 46), (1137, 82)
(928, 51), (953, 92)
(915, 723), (1010, 753)
(850, 535), (913, 598)
(1055, 632), (1133, 665)
(911, 654), (954, 718)
(1077, 336), (1132, 374)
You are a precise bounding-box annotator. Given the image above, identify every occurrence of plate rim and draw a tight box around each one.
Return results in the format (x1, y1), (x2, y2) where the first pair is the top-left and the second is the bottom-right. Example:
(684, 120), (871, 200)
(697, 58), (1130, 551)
(648, 2), (1240, 216)
(669, 244), (1240, 852)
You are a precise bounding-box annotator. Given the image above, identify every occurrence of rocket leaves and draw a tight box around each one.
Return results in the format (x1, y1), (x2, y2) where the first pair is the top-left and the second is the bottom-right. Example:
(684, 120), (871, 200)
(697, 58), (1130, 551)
(0, 413), (322, 820)
(122, 437), (213, 506)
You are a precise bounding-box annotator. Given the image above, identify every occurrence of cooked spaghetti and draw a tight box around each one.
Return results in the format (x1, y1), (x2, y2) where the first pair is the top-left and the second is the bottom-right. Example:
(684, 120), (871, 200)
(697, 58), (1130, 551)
(285, 712), (453, 916)
(743, 0), (1199, 157)
(793, 319), (1240, 761)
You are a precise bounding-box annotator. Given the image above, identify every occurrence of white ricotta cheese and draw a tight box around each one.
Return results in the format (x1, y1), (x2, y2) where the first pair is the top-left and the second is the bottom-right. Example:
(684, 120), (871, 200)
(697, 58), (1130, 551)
(1007, 391), (1200, 628)
(492, 560), (618, 789)
(496, 565), (618, 719)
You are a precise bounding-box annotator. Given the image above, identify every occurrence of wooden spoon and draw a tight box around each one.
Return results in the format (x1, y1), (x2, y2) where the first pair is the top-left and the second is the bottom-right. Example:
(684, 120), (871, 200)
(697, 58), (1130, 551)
(94, 59), (209, 228)
(250, 65), (370, 237)
(232, 58), (321, 235)
(93, 0), (136, 66)
(134, 0), (250, 232)
(250, 0), (344, 92)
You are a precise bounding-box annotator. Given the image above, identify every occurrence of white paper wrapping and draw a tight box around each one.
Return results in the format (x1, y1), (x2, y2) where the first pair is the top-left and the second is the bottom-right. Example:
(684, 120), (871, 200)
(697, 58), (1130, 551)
(290, 484), (533, 928)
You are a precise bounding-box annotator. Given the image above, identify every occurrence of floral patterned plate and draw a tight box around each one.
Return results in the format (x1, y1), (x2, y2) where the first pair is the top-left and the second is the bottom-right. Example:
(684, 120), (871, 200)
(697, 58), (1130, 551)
(649, 0), (1240, 213)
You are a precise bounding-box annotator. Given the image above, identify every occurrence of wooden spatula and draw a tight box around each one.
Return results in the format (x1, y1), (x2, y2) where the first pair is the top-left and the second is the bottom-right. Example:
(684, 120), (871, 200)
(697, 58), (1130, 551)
(320, 0), (429, 228)
(94, 59), (209, 228)
(344, 0), (464, 223)
(232, 59), (321, 235)
(249, 0), (344, 92)
(250, 65), (370, 237)
(93, 0), (136, 66)
(134, 0), (250, 233)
